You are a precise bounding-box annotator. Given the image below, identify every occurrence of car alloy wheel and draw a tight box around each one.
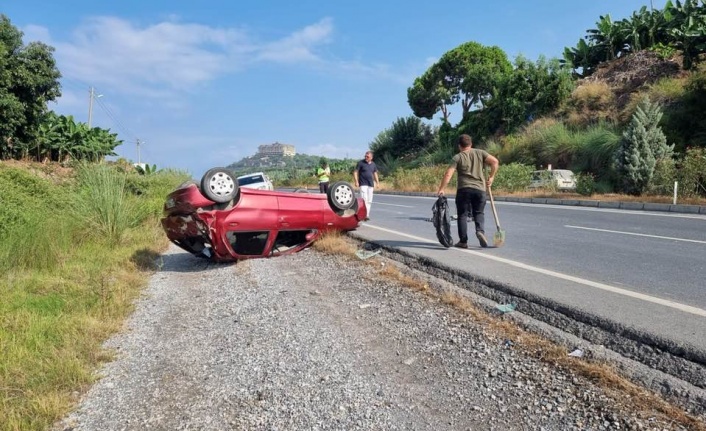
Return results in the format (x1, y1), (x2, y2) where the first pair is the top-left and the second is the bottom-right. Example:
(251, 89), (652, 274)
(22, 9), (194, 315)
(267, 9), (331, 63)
(327, 181), (355, 210)
(200, 167), (239, 203)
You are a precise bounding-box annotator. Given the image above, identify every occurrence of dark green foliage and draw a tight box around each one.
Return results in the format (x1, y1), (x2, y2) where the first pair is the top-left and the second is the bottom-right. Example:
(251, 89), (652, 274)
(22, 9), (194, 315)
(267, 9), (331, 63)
(575, 172), (597, 196)
(492, 163), (534, 192)
(677, 147), (706, 197)
(662, 67), (706, 151)
(562, 0), (706, 77)
(368, 116), (436, 165)
(408, 41), (512, 125)
(0, 15), (61, 158)
(572, 123), (622, 182)
(649, 158), (678, 195)
(134, 164), (158, 175)
(35, 112), (122, 162)
(407, 68), (453, 122)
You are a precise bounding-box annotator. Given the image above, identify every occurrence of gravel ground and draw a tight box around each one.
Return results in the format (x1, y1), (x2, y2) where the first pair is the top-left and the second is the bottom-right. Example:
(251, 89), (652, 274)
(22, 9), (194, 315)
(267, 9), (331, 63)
(55, 245), (700, 431)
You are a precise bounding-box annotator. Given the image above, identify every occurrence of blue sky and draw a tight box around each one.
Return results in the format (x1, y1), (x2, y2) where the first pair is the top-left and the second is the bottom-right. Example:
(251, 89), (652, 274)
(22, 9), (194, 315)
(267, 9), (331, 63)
(4, 0), (653, 178)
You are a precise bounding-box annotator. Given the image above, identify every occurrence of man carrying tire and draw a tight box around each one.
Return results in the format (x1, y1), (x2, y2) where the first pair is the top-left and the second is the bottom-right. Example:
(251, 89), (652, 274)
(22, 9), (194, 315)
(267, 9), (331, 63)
(436, 134), (499, 249)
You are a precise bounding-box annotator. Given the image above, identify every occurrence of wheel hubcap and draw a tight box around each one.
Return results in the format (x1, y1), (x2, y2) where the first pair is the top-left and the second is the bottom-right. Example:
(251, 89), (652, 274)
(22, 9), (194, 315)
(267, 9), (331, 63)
(209, 173), (235, 196)
(334, 185), (353, 207)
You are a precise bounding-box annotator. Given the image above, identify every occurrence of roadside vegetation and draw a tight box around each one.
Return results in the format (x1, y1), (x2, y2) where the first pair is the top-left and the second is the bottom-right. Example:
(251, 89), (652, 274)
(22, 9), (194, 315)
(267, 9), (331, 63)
(0, 161), (189, 431)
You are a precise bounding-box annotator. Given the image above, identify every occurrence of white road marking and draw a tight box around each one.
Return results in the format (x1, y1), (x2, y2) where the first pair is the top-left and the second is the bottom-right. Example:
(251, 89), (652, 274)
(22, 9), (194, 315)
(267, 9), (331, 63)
(376, 202), (414, 208)
(376, 194), (706, 220)
(362, 224), (706, 317)
(566, 225), (706, 245)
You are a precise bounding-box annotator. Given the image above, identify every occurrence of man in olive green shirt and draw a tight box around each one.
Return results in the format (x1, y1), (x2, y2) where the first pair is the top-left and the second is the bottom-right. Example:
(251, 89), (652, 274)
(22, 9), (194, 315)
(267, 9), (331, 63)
(437, 134), (499, 248)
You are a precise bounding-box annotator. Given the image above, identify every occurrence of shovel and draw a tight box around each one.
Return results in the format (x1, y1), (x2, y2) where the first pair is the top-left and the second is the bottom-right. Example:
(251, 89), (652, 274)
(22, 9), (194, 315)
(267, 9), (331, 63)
(487, 186), (506, 247)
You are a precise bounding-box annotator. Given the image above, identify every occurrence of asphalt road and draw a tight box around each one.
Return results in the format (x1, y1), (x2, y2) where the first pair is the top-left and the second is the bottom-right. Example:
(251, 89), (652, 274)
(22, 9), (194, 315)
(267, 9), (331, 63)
(352, 193), (706, 361)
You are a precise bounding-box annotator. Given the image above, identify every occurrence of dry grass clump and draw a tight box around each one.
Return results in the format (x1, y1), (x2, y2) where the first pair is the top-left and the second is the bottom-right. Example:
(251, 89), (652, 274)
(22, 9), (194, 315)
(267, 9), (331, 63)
(563, 82), (618, 127)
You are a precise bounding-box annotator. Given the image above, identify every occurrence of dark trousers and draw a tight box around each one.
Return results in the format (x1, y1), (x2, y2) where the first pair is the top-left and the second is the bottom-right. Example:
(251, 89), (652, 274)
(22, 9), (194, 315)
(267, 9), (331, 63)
(319, 181), (329, 194)
(455, 187), (486, 243)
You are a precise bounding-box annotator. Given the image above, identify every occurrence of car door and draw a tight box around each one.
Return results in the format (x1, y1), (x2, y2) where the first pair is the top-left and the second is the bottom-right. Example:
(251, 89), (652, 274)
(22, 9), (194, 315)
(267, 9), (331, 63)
(218, 192), (279, 258)
(276, 194), (325, 230)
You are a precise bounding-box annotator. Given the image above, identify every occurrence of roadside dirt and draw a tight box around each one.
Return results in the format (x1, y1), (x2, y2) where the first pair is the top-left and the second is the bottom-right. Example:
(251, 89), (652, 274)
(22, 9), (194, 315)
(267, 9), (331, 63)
(55, 245), (705, 430)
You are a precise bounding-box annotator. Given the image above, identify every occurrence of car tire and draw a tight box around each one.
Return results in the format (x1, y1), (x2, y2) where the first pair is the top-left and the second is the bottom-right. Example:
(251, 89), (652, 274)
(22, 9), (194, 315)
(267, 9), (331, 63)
(200, 167), (239, 203)
(327, 181), (356, 211)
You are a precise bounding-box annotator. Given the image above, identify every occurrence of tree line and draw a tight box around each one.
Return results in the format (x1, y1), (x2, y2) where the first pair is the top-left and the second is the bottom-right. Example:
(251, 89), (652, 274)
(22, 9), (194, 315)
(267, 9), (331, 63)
(0, 15), (121, 162)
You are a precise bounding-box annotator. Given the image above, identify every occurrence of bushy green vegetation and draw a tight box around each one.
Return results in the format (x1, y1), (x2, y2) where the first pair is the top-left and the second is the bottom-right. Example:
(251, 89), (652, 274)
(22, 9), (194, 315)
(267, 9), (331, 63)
(563, 0), (706, 74)
(0, 16), (122, 163)
(0, 162), (190, 431)
(382, 2), (706, 201)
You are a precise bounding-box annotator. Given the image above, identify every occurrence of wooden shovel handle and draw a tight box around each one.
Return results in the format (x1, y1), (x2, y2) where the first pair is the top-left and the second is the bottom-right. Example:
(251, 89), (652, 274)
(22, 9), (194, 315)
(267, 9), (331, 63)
(487, 186), (501, 229)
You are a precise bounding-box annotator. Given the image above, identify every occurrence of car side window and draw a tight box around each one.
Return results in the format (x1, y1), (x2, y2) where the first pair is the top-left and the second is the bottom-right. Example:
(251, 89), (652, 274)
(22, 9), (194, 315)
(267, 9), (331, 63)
(226, 231), (269, 256)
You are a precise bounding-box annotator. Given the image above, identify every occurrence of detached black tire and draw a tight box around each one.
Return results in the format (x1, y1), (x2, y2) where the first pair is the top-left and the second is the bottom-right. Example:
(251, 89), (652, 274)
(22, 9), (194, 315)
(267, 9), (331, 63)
(432, 196), (453, 248)
(327, 181), (356, 211)
(200, 167), (239, 203)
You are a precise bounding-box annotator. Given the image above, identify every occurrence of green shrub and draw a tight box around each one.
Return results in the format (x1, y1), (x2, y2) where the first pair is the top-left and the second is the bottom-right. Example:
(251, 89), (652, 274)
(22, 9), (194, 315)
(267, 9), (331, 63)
(575, 172), (596, 196)
(648, 158), (677, 196)
(493, 163), (534, 192)
(648, 43), (677, 60)
(677, 147), (706, 198)
(572, 123), (621, 181)
(594, 180), (616, 194)
(125, 169), (192, 219)
(73, 163), (147, 246)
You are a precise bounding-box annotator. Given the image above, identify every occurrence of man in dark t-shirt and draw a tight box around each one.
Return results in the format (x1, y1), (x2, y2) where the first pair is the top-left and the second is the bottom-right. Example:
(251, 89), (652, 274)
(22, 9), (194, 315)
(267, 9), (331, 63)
(353, 151), (379, 220)
(437, 134), (499, 248)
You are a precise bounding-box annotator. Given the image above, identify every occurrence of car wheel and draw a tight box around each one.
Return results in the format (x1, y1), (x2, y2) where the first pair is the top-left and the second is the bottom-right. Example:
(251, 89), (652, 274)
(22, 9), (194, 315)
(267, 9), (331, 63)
(200, 167), (239, 203)
(327, 181), (355, 210)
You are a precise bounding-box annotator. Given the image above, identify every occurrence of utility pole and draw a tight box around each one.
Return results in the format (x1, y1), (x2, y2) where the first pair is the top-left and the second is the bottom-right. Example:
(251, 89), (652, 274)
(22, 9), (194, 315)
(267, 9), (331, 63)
(88, 87), (95, 128)
(87, 86), (102, 128)
(136, 139), (142, 164)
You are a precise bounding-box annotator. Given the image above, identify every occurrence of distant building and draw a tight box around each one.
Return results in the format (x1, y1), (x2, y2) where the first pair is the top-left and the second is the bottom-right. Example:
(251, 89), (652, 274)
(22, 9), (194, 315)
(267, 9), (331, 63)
(258, 142), (296, 157)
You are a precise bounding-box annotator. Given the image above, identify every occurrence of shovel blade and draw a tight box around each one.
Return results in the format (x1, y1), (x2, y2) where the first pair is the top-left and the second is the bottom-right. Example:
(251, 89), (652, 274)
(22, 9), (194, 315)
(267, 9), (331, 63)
(493, 229), (506, 248)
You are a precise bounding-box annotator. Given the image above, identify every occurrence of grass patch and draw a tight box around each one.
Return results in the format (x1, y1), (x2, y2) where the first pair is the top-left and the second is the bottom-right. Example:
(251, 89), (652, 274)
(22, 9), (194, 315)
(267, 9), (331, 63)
(0, 161), (190, 431)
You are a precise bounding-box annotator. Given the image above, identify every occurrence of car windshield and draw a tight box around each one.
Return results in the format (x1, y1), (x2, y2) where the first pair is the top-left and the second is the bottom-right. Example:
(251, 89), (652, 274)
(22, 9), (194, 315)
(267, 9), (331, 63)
(238, 175), (265, 186)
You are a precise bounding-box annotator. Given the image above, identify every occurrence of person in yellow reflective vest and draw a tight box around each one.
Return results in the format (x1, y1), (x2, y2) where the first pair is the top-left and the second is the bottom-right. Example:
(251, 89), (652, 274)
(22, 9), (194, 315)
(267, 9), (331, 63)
(317, 160), (331, 193)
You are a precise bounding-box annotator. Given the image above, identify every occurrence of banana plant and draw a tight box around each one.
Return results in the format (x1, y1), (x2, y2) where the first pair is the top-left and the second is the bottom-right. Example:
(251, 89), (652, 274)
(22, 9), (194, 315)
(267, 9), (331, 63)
(664, 0), (706, 69)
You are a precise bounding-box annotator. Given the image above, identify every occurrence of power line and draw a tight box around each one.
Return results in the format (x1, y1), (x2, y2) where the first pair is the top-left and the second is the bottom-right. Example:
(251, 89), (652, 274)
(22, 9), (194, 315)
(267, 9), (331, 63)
(93, 93), (139, 142)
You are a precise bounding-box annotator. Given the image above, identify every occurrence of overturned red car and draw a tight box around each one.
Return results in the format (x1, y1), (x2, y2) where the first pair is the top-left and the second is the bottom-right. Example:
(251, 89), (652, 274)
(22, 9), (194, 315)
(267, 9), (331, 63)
(161, 167), (366, 262)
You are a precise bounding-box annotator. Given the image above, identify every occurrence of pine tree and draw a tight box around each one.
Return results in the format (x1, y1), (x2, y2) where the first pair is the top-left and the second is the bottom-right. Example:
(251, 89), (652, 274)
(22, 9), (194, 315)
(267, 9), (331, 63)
(615, 98), (660, 195)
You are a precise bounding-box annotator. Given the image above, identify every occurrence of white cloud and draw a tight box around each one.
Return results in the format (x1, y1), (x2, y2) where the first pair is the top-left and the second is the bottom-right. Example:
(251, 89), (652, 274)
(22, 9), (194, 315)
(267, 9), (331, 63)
(57, 17), (248, 91)
(257, 17), (333, 63)
(22, 16), (408, 100)
(24, 16), (336, 98)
